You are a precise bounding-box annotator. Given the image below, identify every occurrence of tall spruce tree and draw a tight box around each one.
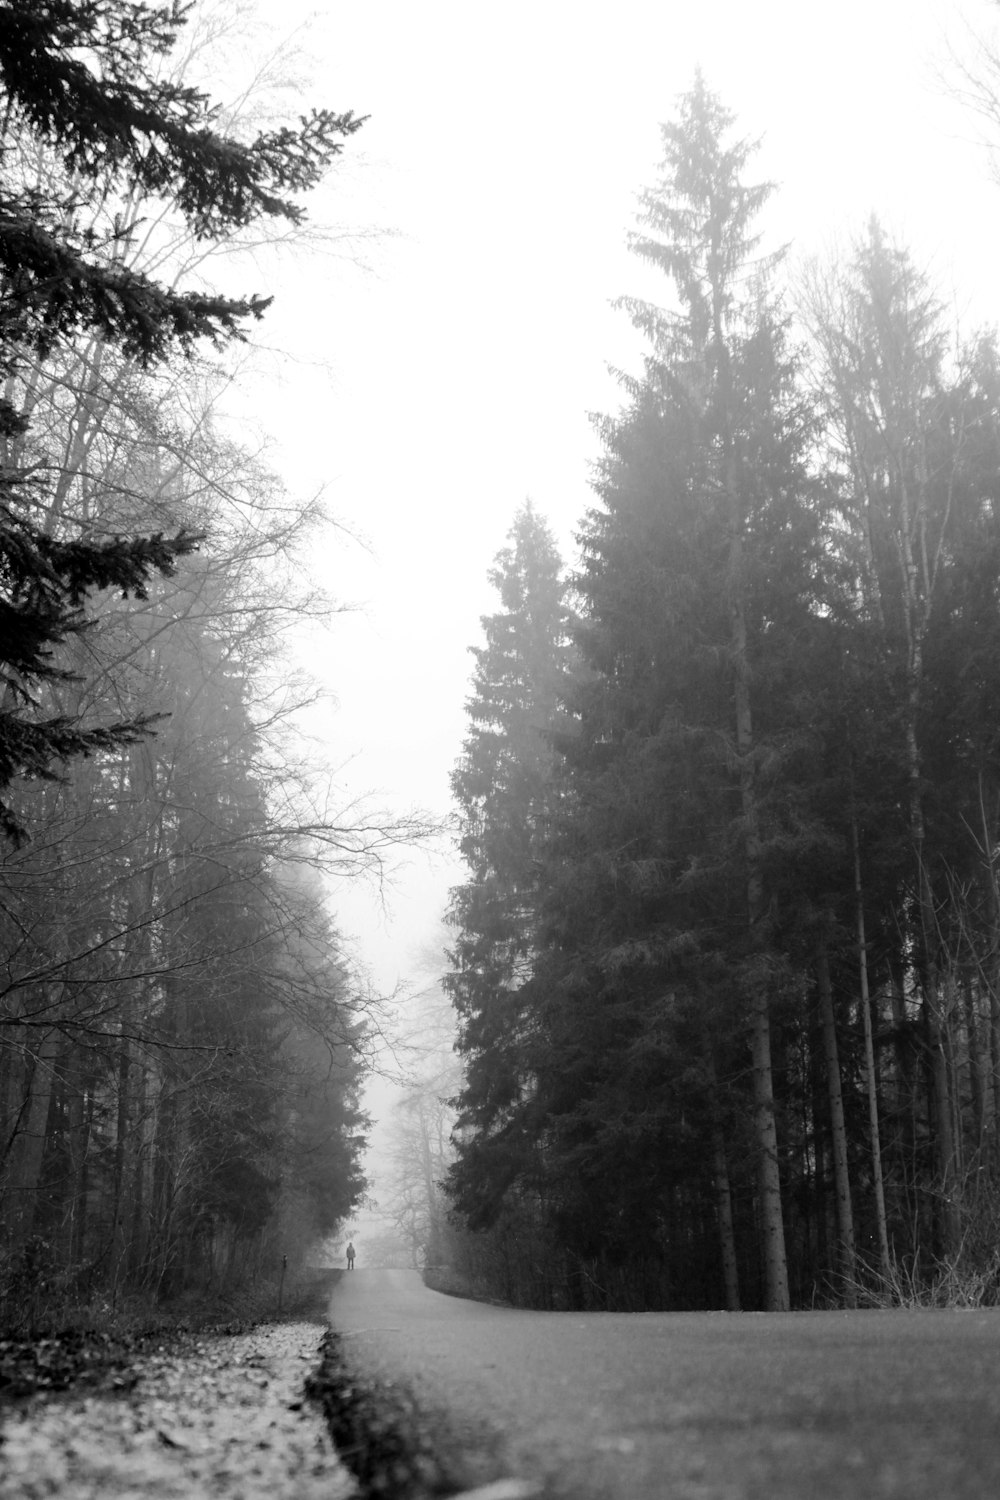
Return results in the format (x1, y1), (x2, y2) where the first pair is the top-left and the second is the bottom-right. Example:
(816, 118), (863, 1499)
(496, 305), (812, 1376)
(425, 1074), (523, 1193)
(486, 78), (827, 1309)
(627, 76), (796, 1307)
(446, 503), (572, 1225)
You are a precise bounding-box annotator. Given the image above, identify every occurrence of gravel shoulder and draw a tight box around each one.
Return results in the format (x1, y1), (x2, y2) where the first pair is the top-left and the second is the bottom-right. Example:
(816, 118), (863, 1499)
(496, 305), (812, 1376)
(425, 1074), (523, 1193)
(0, 1321), (355, 1500)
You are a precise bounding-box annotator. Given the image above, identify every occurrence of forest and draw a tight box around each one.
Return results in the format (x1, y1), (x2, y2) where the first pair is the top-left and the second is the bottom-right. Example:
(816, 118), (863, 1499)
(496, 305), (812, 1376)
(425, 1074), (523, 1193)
(0, 0), (418, 1318)
(441, 75), (1000, 1312)
(8, 1), (1000, 1327)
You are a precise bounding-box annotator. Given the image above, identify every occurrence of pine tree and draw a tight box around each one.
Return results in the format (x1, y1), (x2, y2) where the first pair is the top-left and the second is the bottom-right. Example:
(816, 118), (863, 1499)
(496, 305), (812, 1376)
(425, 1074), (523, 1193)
(495, 78), (826, 1309)
(0, 0), (360, 373)
(0, 0), (362, 841)
(446, 502), (572, 1225)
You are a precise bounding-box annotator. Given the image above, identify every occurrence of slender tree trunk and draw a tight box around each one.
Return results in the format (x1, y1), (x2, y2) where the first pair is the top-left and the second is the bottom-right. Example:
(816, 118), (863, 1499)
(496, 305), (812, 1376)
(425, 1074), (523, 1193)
(888, 952), (918, 1194)
(127, 1062), (148, 1283)
(65, 1047), (93, 1265)
(749, 993), (788, 1309)
(704, 1048), (741, 1310)
(927, 988), (960, 1257)
(809, 1020), (830, 1281)
(730, 597), (789, 1309)
(2, 1028), (60, 1249)
(962, 974), (985, 1158)
(977, 778), (1000, 1165)
(0, 1034), (29, 1180)
(945, 983), (964, 1185)
(73, 1076), (96, 1266)
(992, 984), (1000, 1171)
(720, 413), (788, 1308)
(898, 470), (961, 1258)
(710, 1125), (741, 1312)
(853, 812), (892, 1281)
(815, 933), (856, 1303)
(691, 202), (791, 1310)
(111, 1021), (131, 1273)
(149, 1053), (174, 1289)
(0, 1035), (19, 1173)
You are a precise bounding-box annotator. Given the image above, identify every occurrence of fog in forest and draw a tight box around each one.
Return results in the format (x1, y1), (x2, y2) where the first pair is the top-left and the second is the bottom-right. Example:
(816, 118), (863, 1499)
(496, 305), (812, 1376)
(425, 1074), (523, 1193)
(6, 0), (1000, 1317)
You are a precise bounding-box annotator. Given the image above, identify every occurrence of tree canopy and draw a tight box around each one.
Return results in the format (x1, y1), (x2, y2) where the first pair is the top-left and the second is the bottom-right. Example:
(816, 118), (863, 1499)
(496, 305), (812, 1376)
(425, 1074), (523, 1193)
(0, 0), (363, 842)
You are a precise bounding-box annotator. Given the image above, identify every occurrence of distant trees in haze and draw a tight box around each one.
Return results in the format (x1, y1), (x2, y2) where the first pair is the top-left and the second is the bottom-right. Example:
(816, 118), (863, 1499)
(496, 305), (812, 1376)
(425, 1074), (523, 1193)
(373, 977), (459, 1271)
(0, 0), (407, 1308)
(445, 75), (1000, 1311)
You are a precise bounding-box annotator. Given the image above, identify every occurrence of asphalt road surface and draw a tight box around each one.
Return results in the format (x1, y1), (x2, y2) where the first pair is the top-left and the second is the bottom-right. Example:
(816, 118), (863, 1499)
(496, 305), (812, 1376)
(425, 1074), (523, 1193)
(328, 1268), (1000, 1499)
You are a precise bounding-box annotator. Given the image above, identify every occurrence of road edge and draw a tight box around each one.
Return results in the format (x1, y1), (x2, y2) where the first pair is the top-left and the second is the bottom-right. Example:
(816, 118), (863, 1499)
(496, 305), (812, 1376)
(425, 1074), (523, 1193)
(306, 1327), (470, 1499)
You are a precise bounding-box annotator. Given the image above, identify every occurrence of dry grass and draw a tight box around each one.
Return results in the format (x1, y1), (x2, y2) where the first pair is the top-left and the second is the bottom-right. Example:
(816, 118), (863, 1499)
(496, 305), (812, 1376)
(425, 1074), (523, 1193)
(846, 1245), (1000, 1309)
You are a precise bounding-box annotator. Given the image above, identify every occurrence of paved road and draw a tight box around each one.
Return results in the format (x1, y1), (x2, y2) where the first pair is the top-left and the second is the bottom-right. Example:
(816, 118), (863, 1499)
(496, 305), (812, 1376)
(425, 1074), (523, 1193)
(329, 1269), (1000, 1500)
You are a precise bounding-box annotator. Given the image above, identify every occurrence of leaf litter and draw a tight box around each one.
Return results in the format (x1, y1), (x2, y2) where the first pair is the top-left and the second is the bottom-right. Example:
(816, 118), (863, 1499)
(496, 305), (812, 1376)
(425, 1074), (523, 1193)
(0, 1321), (355, 1499)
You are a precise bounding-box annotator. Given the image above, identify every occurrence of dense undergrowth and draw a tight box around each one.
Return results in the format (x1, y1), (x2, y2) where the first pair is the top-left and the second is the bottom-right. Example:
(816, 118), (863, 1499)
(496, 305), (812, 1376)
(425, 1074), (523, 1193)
(844, 1248), (1000, 1310)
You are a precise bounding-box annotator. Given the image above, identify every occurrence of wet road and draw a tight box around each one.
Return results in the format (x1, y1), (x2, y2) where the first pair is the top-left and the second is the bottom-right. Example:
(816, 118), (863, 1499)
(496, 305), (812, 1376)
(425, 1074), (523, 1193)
(329, 1268), (1000, 1500)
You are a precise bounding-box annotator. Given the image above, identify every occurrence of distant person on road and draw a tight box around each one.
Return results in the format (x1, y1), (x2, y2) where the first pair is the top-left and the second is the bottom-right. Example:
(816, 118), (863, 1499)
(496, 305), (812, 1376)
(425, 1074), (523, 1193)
(346, 1241), (356, 1269)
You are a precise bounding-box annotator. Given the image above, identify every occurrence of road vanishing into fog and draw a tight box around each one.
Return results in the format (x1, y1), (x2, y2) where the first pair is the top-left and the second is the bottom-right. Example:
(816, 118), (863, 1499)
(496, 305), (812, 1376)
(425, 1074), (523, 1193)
(328, 1269), (1000, 1500)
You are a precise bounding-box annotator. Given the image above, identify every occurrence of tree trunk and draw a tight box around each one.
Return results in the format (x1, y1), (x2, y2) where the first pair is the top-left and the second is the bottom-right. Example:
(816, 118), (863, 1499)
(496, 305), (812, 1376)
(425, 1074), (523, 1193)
(946, 985), (964, 1184)
(127, 1061), (148, 1283)
(809, 1021), (830, 1281)
(111, 1021), (131, 1275)
(926, 987), (960, 1258)
(992, 982), (1000, 1171)
(723, 430), (788, 1310)
(2, 1028), (60, 1249)
(853, 813), (891, 1281)
(731, 590), (789, 1309)
(0, 1033), (20, 1174)
(898, 465), (961, 1258)
(962, 974), (985, 1158)
(710, 1123), (741, 1312)
(704, 1048), (741, 1311)
(977, 778), (1000, 1166)
(66, 1047), (94, 1265)
(816, 933), (856, 1303)
(749, 993), (789, 1310)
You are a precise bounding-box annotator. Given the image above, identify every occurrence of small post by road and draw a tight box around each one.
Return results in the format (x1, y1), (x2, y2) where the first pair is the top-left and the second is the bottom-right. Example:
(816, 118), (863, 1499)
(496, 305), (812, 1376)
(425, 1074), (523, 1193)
(278, 1253), (287, 1315)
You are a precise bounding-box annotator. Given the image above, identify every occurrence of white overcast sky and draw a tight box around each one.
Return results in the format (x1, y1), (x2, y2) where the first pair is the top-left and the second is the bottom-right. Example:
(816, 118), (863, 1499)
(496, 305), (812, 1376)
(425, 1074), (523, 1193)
(217, 0), (1000, 998)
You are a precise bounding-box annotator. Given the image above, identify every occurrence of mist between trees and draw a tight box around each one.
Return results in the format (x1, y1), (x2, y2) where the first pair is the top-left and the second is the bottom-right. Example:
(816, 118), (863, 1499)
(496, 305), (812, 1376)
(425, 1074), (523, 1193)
(0, 1), (439, 1322)
(391, 70), (1000, 1315)
(11, 1), (1000, 1334)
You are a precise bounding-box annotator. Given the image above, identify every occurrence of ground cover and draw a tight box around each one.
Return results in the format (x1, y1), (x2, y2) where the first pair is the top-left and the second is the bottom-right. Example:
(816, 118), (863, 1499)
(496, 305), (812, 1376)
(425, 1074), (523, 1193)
(0, 1268), (362, 1498)
(0, 1321), (353, 1500)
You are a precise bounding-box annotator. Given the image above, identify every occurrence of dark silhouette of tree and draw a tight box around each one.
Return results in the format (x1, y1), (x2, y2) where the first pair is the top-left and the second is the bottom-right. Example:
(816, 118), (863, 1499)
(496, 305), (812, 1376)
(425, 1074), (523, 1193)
(446, 502), (573, 1191)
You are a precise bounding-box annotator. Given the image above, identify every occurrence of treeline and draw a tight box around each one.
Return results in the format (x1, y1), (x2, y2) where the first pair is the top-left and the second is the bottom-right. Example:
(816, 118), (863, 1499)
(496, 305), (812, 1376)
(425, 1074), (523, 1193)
(446, 78), (1000, 1310)
(0, 2), (383, 1312)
